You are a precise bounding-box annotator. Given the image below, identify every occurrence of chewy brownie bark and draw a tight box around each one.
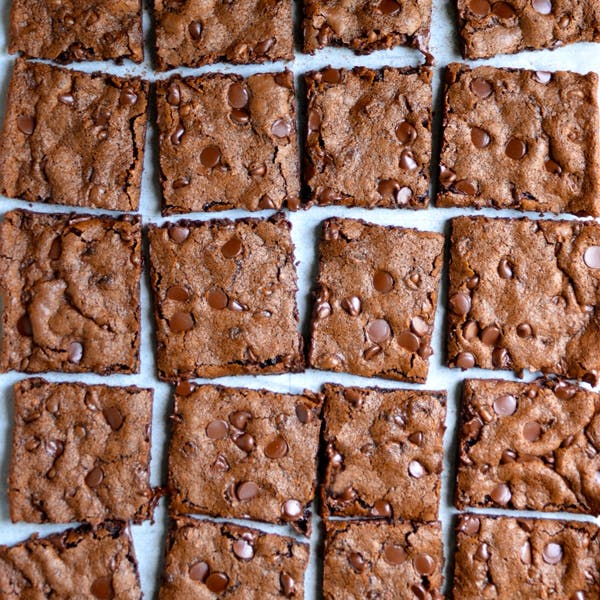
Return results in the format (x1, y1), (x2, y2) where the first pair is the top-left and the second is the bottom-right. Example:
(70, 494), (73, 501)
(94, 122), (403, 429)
(159, 516), (309, 599)
(154, 0), (293, 70)
(0, 210), (142, 375)
(321, 384), (445, 522)
(437, 63), (600, 216)
(157, 71), (300, 214)
(0, 521), (142, 599)
(9, 0), (143, 63)
(148, 214), (304, 380)
(9, 378), (154, 525)
(303, 0), (432, 57)
(309, 218), (444, 382)
(0, 59), (148, 212)
(304, 66), (432, 209)
(454, 513), (600, 599)
(323, 520), (444, 600)
(447, 216), (600, 385)
(168, 383), (322, 536)
(455, 0), (600, 59)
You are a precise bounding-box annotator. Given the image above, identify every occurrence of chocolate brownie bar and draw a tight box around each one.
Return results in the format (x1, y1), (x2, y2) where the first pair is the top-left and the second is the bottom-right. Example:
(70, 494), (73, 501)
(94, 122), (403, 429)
(154, 0), (293, 70)
(437, 63), (600, 216)
(9, 0), (143, 63)
(157, 71), (300, 214)
(0, 59), (148, 211)
(303, 0), (432, 58)
(0, 521), (142, 599)
(168, 383), (322, 536)
(305, 67), (433, 209)
(309, 218), (444, 382)
(0, 210), (142, 375)
(159, 516), (309, 599)
(148, 214), (304, 380)
(9, 378), (154, 524)
(322, 384), (445, 522)
(447, 216), (600, 385)
(454, 514), (600, 599)
(455, 0), (600, 59)
(323, 520), (444, 600)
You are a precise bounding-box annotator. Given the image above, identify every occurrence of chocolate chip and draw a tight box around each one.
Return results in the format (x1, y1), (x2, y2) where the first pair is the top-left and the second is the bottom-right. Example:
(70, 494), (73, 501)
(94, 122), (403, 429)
(206, 420), (229, 439)
(459, 515), (481, 535)
(348, 552), (366, 572)
(264, 436), (289, 459)
(322, 68), (341, 84)
(534, 70), (552, 83)
(169, 311), (193, 332)
(493, 394), (517, 416)
(188, 20), (202, 40)
(229, 411), (251, 430)
(272, 119), (292, 138)
(295, 403), (313, 423)
(232, 538), (254, 560)
(400, 149), (418, 171)
(207, 288), (228, 310)
(315, 301), (331, 319)
(167, 85), (181, 105)
(58, 93), (74, 105)
(17, 314), (32, 336)
(236, 481), (259, 501)
(455, 179), (479, 195)
(463, 320), (479, 340)
(520, 541), (532, 564)
(408, 460), (425, 478)
(408, 431), (423, 445)
(228, 83), (249, 108)
(440, 165), (457, 186)
(481, 325), (501, 346)
(188, 561), (209, 581)
(320, 187), (342, 203)
(221, 236), (242, 258)
(492, 347), (510, 368)
(45, 439), (64, 456)
(280, 573), (295, 597)
(167, 285), (190, 302)
(492, 1), (516, 17)
(456, 352), (475, 369)
(384, 543), (407, 565)
(171, 126), (184, 145)
(500, 449), (517, 464)
(119, 89), (138, 106)
(532, 0), (552, 15)
(505, 137), (527, 160)
(205, 573), (229, 593)
(398, 331), (420, 353)
(68, 341), (83, 364)
(254, 38), (274, 55)
(396, 121), (417, 145)
(469, 0), (491, 15)
(517, 323), (533, 338)
(367, 319), (391, 343)
(373, 270), (394, 293)
(234, 432), (255, 453)
(176, 381), (195, 396)
(413, 553), (435, 575)
(470, 78), (493, 98)
(371, 500), (392, 518)
(200, 146), (221, 168)
(396, 187), (413, 205)
(17, 115), (35, 135)
(231, 109), (249, 125)
(282, 499), (303, 520)
(344, 389), (363, 407)
(91, 576), (113, 599)
(378, 178), (400, 198)
(85, 466), (104, 488)
(542, 542), (563, 564)
(274, 71), (293, 89)
(498, 259), (513, 279)
(103, 407), (123, 430)
(450, 292), (471, 315)
(169, 226), (189, 243)
(471, 127), (491, 148)
(308, 110), (321, 132)
(490, 482), (511, 505)
(545, 158), (562, 174)
(554, 381), (576, 400)
(523, 421), (542, 441)
(341, 296), (361, 316)
(583, 246), (600, 268)
(475, 543), (490, 561)
(410, 316), (429, 337)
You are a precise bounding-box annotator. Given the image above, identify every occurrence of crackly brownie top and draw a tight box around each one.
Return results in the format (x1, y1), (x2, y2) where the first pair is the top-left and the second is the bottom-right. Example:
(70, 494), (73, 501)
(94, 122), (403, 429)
(148, 214), (303, 380)
(322, 384), (446, 522)
(9, 378), (154, 525)
(303, 0), (432, 56)
(323, 520), (444, 600)
(0, 59), (148, 212)
(455, 0), (600, 59)
(447, 216), (600, 385)
(454, 514), (600, 599)
(9, 0), (143, 63)
(154, 0), (294, 69)
(157, 71), (299, 214)
(309, 218), (444, 382)
(0, 521), (142, 599)
(0, 210), (142, 375)
(168, 383), (322, 536)
(305, 67), (432, 209)
(159, 517), (309, 599)
(438, 63), (600, 216)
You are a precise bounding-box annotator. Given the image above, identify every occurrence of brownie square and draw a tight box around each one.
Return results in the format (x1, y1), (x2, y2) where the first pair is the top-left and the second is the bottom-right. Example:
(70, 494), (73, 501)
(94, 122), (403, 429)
(148, 214), (304, 380)
(0, 59), (148, 212)
(323, 520), (444, 600)
(154, 0), (293, 70)
(447, 216), (600, 384)
(308, 218), (444, 382)
(437, 63), (600, 216)
(455, 0), (600, 59)
(9, 378), (154, 524)
(9, 0), (143, 63)
(157, 71), (300, 214)
(305, 67), (433, 209)
(168, 383), (322, 536)
(322, 384), (445, 522)
(0, 521), (142, 598)
(456, 378), (600, 515)
(454, 514), (600, 599)
(159, 516), (309, 599)
(303, 0), (432, 57)
(0, 210), (142, 375)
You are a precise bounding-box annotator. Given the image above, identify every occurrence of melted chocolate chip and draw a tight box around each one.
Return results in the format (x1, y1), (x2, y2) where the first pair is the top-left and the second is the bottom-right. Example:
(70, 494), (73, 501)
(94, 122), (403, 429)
(367, 319), (391, 343)
(188, 20), (202, 40)
(221, 236), (242, 258)
(523, 421), (542, 442)
(272, 119), (292, 138)
(169, 312), (194, 332)
(200, 146), (221, 168)
(228, 83), (249, 108)
(505, 137), (527, 160)
(90, 576), (114, 600)
(400, 149), (418, 171)
(498, 259), (514, 279)
(282, 499), (303, 520)
(103, 407), (123, 430)
(232, 538), (254, 560)
(450, 292), (471, 315)
(471, 126), (491, 148)
(490, 482), (511, 505)
(398, 331), (420, 353)
(85, 466), (104, 487)
(341, 296), (361, 316)
(236, 481), (259, 501)
(167, 285), (190, 302)
(229, 411), (251, 430)
(492, 1), (516, 17)
(384, 543), (407, 565)
(207, 288), (228, 310)
(516, 323), (533, 338)
(413, 553), (435, 575)
(280, 572), (295, 597)
(188, 561), (209, 581)
(373, 270), (394, 293)
(205, 572), (229, 593)
(460, 515), (481, 535)
(455, 179), (479, 195)
(542, 542), (563, 564)
(493, 394), (517, 416)
(481, 325), (501, 346)
(396, 121), (417, 145)
(456, 352), (475, 369)
(17, 314), (32, 336)
(532, 0), (552, 15)
(469, 0), (491, 15)
(68, 341), (83, 364)
(176, 381), (195, 396)
(234, 432), (255, 453)
(17, 115), (35, 135)
(322, 68), (341, 84)
(408, 460), (426, 478)
(583, 246), (600, 269)
(348, 551), (366, 572)
(295, 403), (313, 423)
(169, 226), (189, 243)
(371, 500), (392, 518)
(470, 78), (493, 98)
(264, 436), (289, 459)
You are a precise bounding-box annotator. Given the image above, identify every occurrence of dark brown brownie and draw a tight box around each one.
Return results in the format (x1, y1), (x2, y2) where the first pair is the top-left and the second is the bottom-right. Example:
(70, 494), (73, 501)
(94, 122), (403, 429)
(148, 213), (304, 380)
(323, 520), (444, 600)
(0, 59), (148, 211)
(309, 218), (444, 382)
(154, 0), (293, 70)
(9, 378), (154, 524)
(447, 216), (600, 385)
(437, 63), (600, 216)
(305, 66), (433, 209)
(322, 384), (445, 522)
(0, 210), (142, 375)
(455, 0), (600, 59)
(159, 516), (309, 599)
(157, 71), (300, 214)
(454, 514), (600, 599)
(168, 383), (322, 536)
(0, 521), (142, 599)
(9, 0), (143, 63)
(303, 0), (432, 57)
